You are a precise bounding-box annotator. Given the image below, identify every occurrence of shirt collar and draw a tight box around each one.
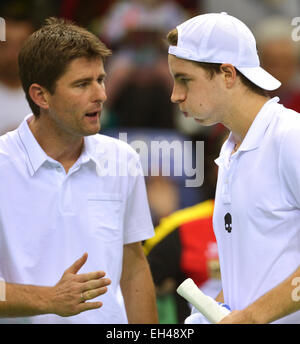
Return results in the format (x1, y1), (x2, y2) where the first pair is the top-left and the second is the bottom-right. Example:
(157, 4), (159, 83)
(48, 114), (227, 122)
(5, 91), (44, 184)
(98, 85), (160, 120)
(17, 115), (105, 176)
(80, 135), (107, 171)
(238, 97), (280, 152)
(17, 114), (49, 176)
(215, 97), (280, 167)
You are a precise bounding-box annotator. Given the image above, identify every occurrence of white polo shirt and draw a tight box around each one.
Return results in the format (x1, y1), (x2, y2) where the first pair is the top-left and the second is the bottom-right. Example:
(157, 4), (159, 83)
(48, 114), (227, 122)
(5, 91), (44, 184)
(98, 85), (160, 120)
(213, 97), (300, 324)
(0, 115), (154, 324)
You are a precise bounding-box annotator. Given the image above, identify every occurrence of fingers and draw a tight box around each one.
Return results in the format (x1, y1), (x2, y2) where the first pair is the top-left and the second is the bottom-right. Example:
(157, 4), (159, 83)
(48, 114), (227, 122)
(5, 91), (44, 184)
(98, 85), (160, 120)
(77, 285), (111, 313)
(53, 255), (112, 317)
(80, 277), (111, 293)
(76, 279), (111, 315)
(79, 277), (111, 304)
(65, 253), (88, 274)
(81, 285), (110, 302)
(77, 270), (106, 283)
(77, 301), (103, 313)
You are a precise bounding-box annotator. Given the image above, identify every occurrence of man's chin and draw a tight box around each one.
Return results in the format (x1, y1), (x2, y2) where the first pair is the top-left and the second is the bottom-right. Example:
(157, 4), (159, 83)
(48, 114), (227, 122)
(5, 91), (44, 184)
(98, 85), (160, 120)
(194, 118), (215, 126)
(82, 125), (101, 137)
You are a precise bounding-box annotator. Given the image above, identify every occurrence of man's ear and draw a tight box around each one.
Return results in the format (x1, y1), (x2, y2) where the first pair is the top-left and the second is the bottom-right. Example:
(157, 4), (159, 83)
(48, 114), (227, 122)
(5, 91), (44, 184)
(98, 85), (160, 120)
(220, 64), (237, 88)
(28, 83), (51, 110)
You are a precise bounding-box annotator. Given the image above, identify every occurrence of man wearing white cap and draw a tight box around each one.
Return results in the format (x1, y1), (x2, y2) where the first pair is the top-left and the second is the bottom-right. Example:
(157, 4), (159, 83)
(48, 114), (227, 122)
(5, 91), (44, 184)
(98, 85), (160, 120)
(167, 12), (300, 324)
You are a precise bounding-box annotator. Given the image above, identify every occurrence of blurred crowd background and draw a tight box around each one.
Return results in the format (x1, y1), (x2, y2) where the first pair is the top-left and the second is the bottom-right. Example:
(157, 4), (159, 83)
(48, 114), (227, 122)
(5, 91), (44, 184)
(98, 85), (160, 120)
(1, 0), (300, 323)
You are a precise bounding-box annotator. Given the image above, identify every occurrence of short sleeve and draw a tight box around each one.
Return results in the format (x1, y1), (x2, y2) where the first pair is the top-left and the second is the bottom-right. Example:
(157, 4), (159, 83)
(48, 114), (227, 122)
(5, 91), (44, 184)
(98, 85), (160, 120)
(279, 125), (300, 208)
(123, 152), (154, 244)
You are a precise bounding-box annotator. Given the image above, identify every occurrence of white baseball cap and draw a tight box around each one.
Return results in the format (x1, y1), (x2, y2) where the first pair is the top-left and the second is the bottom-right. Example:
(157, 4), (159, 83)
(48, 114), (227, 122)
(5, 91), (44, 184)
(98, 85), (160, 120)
(168, 12), (281, 91)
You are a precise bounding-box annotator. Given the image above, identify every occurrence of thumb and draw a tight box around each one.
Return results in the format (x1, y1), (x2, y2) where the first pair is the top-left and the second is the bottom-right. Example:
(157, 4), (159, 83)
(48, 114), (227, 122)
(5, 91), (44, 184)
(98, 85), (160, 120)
(65, 252), (88, 274)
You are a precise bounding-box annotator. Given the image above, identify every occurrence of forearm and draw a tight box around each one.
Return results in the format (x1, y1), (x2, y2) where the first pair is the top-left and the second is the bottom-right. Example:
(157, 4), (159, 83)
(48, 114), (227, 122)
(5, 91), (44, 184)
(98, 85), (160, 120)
(0, 254), (110, 319)
(0, 282), (52, 317)
(220, 266), (300, 324)
(121, 242), (158, 324)
(121, 264), (158, 323)
(245, 266), (300, 323)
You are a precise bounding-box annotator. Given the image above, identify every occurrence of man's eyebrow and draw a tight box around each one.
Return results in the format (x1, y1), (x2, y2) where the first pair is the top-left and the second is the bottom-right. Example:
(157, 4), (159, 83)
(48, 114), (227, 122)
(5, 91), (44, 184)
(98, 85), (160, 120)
(174, 73), (189, 79)
(71, 73), (107, 85)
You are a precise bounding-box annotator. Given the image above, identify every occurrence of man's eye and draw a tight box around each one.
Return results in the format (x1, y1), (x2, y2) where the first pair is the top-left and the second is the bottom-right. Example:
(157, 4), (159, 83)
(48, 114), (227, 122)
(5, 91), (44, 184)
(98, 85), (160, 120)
(77, 82), (88, 88)
(178, 78), (189, 84)
(97, 78), (105, 84)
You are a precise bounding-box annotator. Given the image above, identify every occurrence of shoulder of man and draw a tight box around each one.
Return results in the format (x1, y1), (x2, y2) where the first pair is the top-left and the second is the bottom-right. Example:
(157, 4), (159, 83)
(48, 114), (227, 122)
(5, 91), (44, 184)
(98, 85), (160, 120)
(0, 129), (23, 174)
(0, 129), (18, 157)
(268, 103), (300, 143)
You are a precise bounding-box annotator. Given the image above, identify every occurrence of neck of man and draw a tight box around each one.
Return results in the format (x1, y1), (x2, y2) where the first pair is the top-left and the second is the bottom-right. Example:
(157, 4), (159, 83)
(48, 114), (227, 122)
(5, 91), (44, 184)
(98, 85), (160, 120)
(222, 89), (270, 149)
(28, 115), (84, 173)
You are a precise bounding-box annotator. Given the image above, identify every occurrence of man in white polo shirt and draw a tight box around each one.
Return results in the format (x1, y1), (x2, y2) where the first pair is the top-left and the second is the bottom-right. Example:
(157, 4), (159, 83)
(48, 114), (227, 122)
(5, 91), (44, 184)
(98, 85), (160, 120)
(167, 12), (300, 323)
(0, 17), (158, 324)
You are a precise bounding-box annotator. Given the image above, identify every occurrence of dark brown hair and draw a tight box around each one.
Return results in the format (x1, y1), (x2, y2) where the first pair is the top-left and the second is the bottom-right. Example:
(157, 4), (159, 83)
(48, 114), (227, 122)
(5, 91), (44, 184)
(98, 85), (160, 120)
(18, 17), (112, 117)
(167, 28), (267, 97)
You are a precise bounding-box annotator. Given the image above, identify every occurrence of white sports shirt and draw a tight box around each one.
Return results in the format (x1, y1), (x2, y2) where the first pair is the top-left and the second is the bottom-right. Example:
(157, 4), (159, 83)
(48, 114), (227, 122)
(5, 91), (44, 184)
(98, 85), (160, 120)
(0, 115), (154, 324)
(213, 97), (300, 324)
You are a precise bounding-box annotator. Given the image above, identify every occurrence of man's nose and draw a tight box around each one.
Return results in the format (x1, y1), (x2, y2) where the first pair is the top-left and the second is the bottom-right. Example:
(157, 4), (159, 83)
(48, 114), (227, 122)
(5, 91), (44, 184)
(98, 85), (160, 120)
(92, 82), (107, 103)
(170, 84), (185, 104)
